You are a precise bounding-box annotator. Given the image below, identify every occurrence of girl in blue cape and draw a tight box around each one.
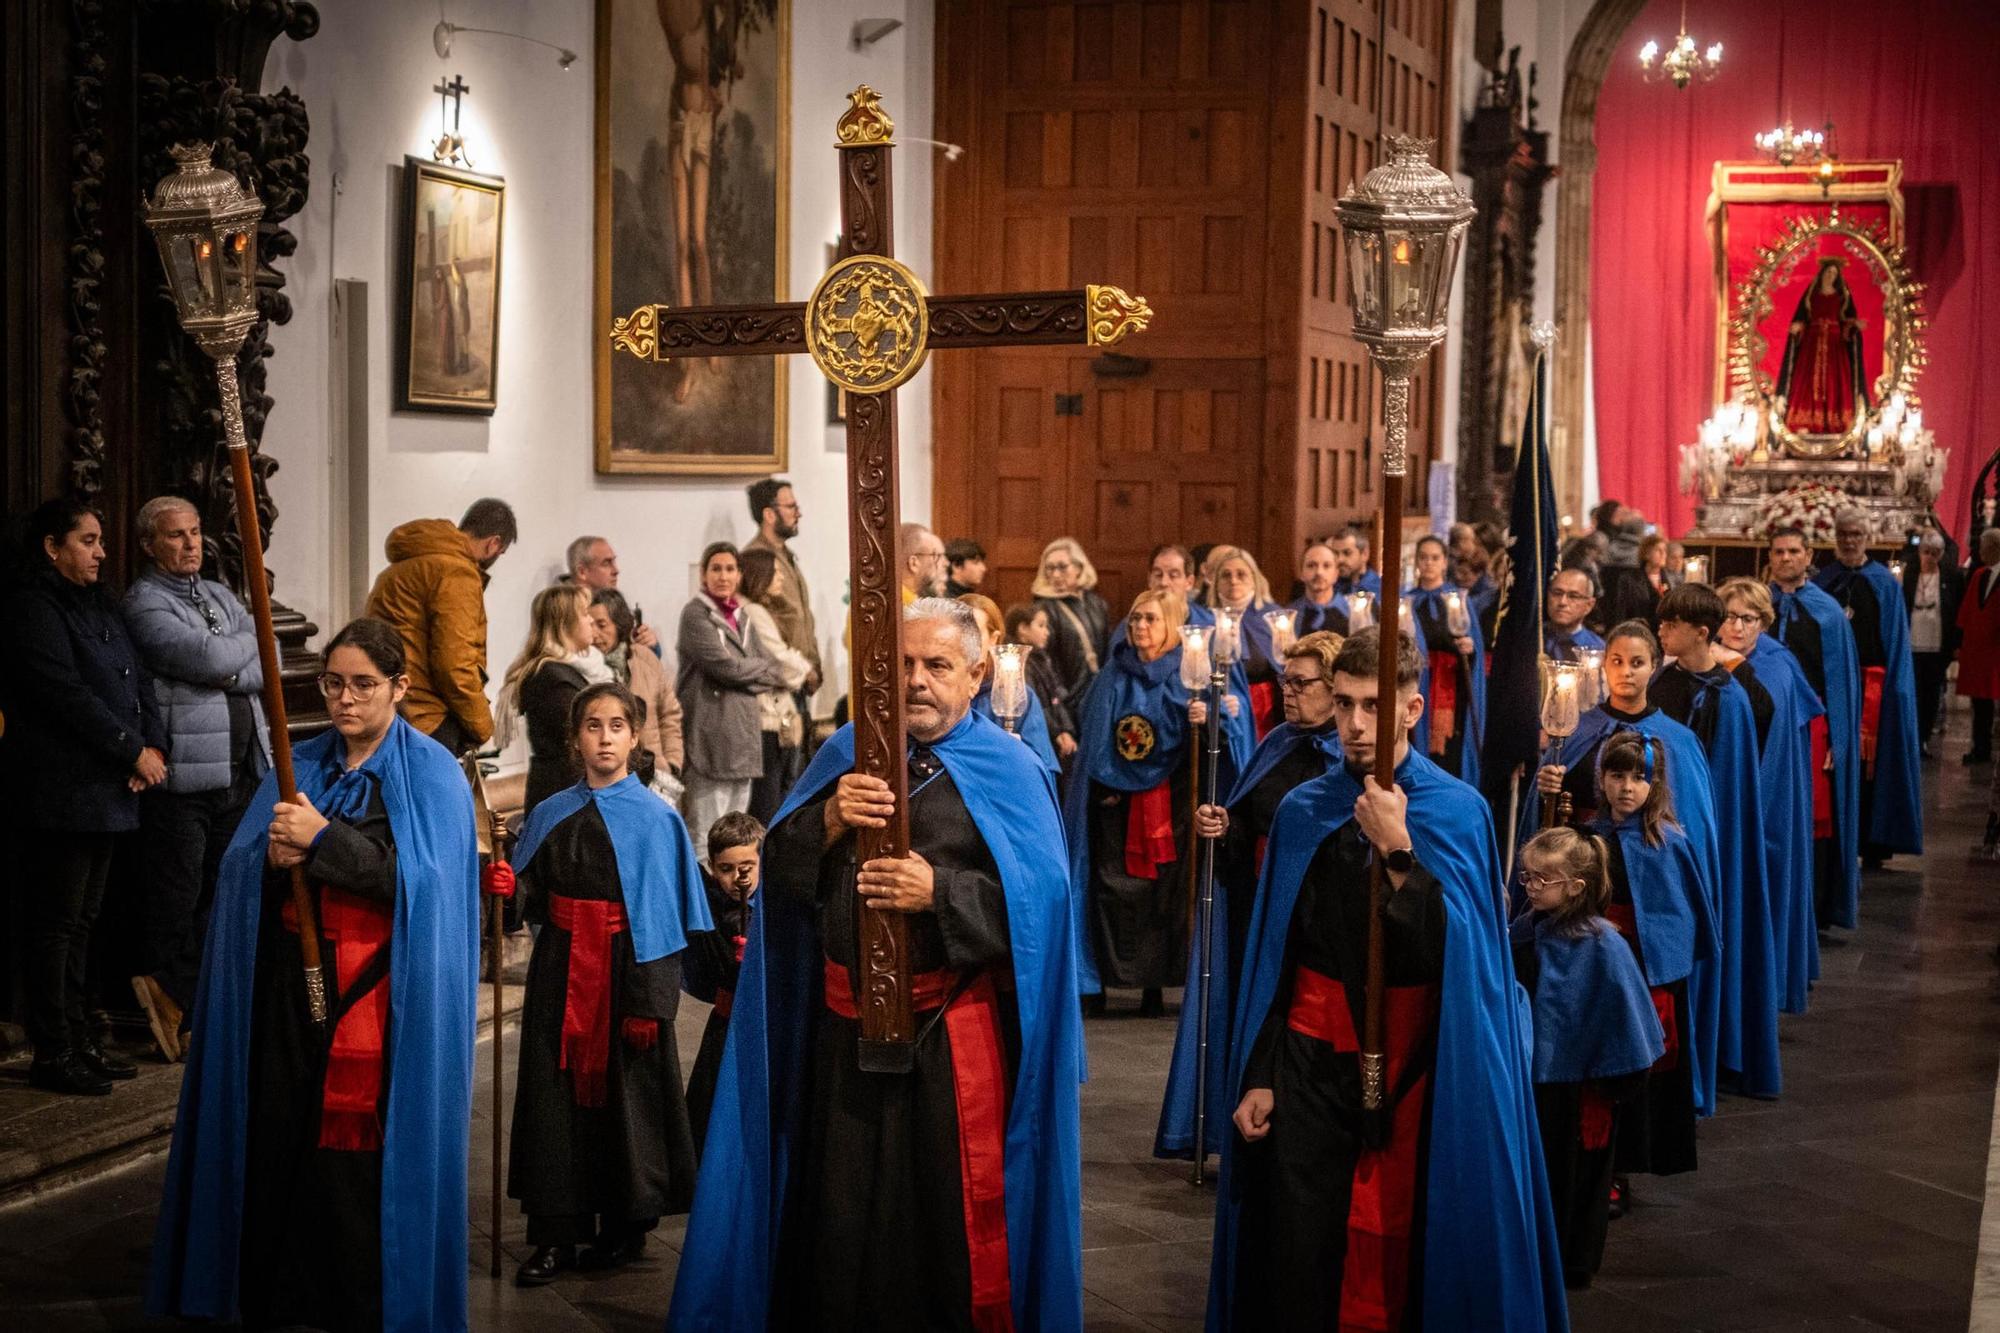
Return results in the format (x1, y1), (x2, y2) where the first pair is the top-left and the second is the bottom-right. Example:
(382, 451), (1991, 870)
(149, 618), (477, 1333)
(1406, 533), (1487, 787)
(1509, 825), (1665, 1289)
(504, 682), (711, 1287)
(1064, 588), (1251, 1008)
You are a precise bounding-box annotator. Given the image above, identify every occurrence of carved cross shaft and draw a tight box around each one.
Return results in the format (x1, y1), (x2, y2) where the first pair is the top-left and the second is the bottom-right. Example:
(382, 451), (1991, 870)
(612, 86), (1150, 1071)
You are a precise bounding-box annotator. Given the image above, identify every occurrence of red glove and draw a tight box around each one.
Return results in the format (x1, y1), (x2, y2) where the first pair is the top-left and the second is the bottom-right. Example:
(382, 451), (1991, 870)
(620, 1016), (659, 1051)
(481, 861), (516, 898)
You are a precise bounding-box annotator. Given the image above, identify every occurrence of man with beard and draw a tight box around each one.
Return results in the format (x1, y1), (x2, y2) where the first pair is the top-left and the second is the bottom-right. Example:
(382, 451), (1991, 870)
(670, 599), (1082, 1331)
(744, 479), (821, 696)
(1811, 508), (1923, 868)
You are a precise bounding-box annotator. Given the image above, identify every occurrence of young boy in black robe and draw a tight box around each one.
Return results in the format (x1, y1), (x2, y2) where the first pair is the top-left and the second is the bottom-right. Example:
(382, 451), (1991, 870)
(506, 682), (709, 1287)
(682, 810), (763, 1154)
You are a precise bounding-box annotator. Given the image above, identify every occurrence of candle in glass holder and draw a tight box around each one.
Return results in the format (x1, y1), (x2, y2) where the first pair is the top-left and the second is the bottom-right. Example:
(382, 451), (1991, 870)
(1443, 590), (1470, 639)
(991, 644), (1029, 732)
(1210, 607), (1240, 669)
(1684, 555), (1708, 585)
(1346, 591), (1374, 631)
(1263, 608), (1297, 656)
(1540, 663), (1582, 740)
(1575, 647), (1604, 713)
(1179, 625), (1212, 691)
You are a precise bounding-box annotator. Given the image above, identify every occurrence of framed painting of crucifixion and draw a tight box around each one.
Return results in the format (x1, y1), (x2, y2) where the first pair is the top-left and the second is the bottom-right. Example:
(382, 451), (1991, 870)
(593, 0), (790, 475)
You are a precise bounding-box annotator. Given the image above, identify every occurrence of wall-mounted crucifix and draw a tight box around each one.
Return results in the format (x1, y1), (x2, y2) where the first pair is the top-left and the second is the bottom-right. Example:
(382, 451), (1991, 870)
(610, 85), (1151, 1072)
(432, 74), (471, 166)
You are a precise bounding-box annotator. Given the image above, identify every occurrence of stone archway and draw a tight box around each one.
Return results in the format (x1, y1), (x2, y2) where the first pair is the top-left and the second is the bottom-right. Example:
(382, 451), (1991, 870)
(1551, 0), (1648, 521)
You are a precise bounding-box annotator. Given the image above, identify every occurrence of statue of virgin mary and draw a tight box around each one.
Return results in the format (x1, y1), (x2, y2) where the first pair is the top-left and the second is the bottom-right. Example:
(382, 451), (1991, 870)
(1777, 256), (1871, 435)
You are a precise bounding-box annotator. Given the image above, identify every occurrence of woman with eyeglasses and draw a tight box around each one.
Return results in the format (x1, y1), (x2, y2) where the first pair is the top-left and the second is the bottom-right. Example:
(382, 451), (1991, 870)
(501, 584), (611, 819)
(1, 498), (167, 1096)
(152, 616), (478, 1332)
(1717, 578), (1825, 1018)
(1031, 536), (1111, 701)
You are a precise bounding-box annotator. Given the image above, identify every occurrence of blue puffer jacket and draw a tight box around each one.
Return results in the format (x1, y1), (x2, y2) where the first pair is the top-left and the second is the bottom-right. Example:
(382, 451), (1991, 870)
(122, 568), (271, 794)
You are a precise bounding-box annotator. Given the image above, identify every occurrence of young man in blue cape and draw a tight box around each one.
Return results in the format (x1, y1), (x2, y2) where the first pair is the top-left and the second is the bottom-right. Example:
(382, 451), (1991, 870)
(1811, 508), (1924, 868)
(1719, 578), (1828, 1013)
(1650, 584), (1782, 1101)
(149, 618), (477, 1333)
(1157, 629), (1347, 1162)
(1328, 523), (1384, 601)
(1065, 589), (1251, 1009)
(503, 681), (712, 1286)
(1207, 627), (1568, 1332)
(1769, 527), (1864, 931)
(668, 599), (1083, 1332)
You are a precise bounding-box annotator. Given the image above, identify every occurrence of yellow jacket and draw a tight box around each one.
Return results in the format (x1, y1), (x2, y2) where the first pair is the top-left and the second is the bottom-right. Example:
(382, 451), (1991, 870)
(362, 519), (494, 743)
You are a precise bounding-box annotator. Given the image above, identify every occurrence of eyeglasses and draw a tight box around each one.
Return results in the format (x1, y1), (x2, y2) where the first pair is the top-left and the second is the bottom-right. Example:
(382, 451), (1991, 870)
(317, 673), (396, 701)
(1279, 674), (1326, 694)
(1516, 869), (1577, 892)
(1721, 612), (1761, 626)
(184, 587), (223, 635)
(1548, 589), (1593, 603)
(1045, 560), (1075, 572)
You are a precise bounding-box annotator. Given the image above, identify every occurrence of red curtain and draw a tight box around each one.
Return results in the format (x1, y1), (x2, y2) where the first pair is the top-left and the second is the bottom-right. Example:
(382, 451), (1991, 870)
(1591, 0), (2000, 544)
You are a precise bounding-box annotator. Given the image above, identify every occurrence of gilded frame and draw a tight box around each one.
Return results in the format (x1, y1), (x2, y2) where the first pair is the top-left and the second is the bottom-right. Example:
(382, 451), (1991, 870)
(397, 156), (506, 415)
(593, 0), (791, 475)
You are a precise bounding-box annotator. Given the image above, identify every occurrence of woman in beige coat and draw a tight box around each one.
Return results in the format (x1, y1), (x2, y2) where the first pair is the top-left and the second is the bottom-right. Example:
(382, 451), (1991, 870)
(587, 588), (685, 783)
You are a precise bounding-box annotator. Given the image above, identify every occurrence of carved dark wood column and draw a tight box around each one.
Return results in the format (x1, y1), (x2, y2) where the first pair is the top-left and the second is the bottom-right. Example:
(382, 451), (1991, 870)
(1455, 48), (1552, 525)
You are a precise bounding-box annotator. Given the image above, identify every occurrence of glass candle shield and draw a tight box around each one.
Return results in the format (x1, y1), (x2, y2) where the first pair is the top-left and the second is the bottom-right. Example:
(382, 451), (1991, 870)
(1347, 591), (1375, 632)
(1443, 590), (1470, 639)
(990, 644), (1029, 724)
(1179, 626), (1212, 691)
(1263, 609), (1297, 656)
(1684, 556), (1709, 585)
(1540, 664), (1583, 740)
(1210, 608), (1240, 669)
(1575, 648), (1605, 713)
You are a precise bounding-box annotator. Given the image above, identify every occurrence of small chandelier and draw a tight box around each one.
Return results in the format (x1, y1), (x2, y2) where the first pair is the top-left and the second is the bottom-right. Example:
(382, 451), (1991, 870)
(1639, 3), (1722, 88)
(1755, 119), (1826, 167)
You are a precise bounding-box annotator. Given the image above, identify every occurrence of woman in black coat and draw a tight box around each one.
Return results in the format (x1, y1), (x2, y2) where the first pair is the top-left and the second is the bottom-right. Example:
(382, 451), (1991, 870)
(500, 584), (602, 816)
(0, 499), (168, 1094)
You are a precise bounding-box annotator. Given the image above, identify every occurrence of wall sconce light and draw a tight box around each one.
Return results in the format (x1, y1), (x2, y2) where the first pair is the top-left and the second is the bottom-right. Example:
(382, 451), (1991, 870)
(433, 19), (577, 70)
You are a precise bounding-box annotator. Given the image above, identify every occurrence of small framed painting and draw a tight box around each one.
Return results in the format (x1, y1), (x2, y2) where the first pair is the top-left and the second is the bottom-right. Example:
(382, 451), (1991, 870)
(397, 156), (505, 414)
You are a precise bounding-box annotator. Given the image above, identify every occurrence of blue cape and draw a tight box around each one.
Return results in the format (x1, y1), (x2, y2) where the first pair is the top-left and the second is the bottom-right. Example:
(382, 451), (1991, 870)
(666, 712), (1083, 1332)
(1545, 624), (1606, 660)
(973, 676), (1061, 774)
(1518, 917), (1666, 1084)
(1406, 581), (1487, 788)
(1207, 752), (1568, 1332)
(1154, 722), (1343, 1160)
(1675, 668), (1782, 1100)
(1062, 640), (1249, 995)
(511, 774), (712, 962)
(1812, 559), (1924, 855)
(148, 719), (478, 1332)
(1287, 593), (1346, 637)
(1589, 813), (1712, 988)
(1518, 705), (1723, 1114)
(1746, 636), (1826, 1013)
(1772, 580), (1864, 925)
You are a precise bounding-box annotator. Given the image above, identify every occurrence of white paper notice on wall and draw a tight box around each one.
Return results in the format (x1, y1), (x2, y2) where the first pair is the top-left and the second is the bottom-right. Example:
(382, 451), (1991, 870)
(1428, 461), (1455, 536)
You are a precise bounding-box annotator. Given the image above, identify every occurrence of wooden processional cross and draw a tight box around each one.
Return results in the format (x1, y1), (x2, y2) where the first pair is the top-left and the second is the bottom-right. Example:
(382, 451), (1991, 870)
(613, 86), (1150, 1071)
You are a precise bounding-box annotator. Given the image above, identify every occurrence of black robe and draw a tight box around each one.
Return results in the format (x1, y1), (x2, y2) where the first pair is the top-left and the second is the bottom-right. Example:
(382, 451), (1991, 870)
(1233, 819), (1448, 1328)
(1600, 835), (1696, 1178)
(681, 872), (750, 1156)
(1774, 596), (1848, 919)
(1220, 728), (1337, 980)
(1814, 569), (1892, 855)
(1411, 596), (1474, 776)
(239, 783), (397, 1333)
(767, 748), (1017, 1331)
(1088, 755), (1196, 989)
(506, 800), (695, 1247)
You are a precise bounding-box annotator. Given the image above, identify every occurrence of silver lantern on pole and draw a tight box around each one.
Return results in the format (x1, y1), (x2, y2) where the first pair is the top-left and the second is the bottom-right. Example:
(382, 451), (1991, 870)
(146, 143), (328, 1027)
(1333, 135), (1473, 1113)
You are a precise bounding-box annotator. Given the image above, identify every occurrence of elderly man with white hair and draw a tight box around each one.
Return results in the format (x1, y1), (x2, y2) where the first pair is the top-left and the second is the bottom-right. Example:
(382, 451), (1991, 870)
(672, 597), (1084, 1331)
(565, 534), (659, 650)
(1812, 507), (1923, 866)
(1904, 528), (1964, 759)
(121, 495), (271, 1062)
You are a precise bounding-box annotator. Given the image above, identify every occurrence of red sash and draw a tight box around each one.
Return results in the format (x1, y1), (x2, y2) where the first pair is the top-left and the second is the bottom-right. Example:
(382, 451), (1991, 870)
(1602, 904), (1679, 1074)
(1284, 966), (1440, 1332)
(1579, 1085), (1616, 1151)
(282, 890), (392, 1152)
(547, 894), (630, 1108)
(1249, 680), (1278, 742)
(1860, 666), (1886, 777)
(1124, 779), (1178, 879)
(711, 933), (748, 1020)
(824, 960), (1015, 1331)
(1426, 650), (1459, 754)
(1808, 715), (1833, 838)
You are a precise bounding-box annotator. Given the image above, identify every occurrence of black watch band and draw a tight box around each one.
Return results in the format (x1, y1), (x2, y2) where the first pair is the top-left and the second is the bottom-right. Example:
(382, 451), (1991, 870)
(1382, 846), (1415, 874)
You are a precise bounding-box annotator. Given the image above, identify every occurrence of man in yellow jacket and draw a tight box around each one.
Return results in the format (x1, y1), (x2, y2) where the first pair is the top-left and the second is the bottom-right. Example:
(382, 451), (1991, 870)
(363, 498), (516, 755)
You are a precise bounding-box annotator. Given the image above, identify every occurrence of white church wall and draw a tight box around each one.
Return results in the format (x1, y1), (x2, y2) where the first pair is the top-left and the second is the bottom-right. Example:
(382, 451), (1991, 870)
(261, 0), (936, 725)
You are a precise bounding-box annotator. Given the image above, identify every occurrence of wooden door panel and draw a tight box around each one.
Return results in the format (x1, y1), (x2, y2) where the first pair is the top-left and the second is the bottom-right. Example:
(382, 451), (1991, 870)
(966, 350), (1076, 608)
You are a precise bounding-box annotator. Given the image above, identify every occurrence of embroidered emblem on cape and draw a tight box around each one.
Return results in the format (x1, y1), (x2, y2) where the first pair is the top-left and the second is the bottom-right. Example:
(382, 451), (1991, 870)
(1115, 714), (1157, 761)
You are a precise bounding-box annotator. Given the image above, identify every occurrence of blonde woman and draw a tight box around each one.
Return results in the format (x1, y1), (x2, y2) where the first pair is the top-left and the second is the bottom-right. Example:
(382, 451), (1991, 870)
(1202, 544), (1283, 738)
(500, 583), (602, 817)
(1031, 535), (1110, 699)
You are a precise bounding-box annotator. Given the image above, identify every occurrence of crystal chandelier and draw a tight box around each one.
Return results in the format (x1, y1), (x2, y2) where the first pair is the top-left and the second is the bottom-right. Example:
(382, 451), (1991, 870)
(1755, 119), (1826, 167)
(1639, 3), (1722, 88)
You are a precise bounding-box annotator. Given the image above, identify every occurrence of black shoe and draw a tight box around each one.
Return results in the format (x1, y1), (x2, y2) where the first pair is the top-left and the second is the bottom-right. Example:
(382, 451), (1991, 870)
(515, 1245), (573, 1287)
(1607, 1176), (1629, 1220)
(1138, 988), (1166, 1018)
(75, 1038), (138, 1080)
(29, 1049), (113, 1096)
(1081, 993), (1106, 1019)
(578, 1232), (646, 1271)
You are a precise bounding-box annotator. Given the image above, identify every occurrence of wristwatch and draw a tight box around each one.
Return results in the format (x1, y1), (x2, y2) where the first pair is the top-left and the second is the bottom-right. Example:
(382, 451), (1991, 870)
(1382, 846), (1415, 874)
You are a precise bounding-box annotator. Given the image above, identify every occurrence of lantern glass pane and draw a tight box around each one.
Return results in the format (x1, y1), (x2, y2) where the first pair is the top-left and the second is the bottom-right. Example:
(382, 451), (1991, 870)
(223, 229), (256, 311)
(166, 234), (214, 315)
(1423, 231), (1461, 323)
(1346, 229), (1383, 331)
(1386, 230), (1424, 327)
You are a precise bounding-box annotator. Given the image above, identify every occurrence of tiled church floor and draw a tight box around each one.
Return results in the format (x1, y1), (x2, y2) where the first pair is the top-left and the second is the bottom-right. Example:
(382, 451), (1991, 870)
(1, 715), (1994, 1331)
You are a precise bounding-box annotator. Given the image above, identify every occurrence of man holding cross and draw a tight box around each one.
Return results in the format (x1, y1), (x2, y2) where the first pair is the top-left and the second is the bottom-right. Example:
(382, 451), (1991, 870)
(668, 599), (1082, 1330)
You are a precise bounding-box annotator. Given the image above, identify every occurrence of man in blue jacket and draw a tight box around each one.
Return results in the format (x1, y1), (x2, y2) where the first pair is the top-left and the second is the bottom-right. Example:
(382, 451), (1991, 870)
(123, 496), (271, 1063)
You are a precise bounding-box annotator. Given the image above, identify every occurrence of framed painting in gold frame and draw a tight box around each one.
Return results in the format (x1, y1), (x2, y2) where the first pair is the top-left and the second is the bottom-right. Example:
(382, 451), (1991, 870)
(594, 0), (790, 474)
(398, 157), (505, 415)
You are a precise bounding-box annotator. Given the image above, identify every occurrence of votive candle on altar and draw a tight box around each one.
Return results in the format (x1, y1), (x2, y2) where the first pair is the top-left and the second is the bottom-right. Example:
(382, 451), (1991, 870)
(991, 644), (1029, 732)
(1684, 555), (1708, 585)
(1211, 607), (1240, 668)
(1443, 590), (1470, 638)
(1263, 608), (1297, 656)
(1179, 625), (1212, 691)
(1347, 591), (1374, 631)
